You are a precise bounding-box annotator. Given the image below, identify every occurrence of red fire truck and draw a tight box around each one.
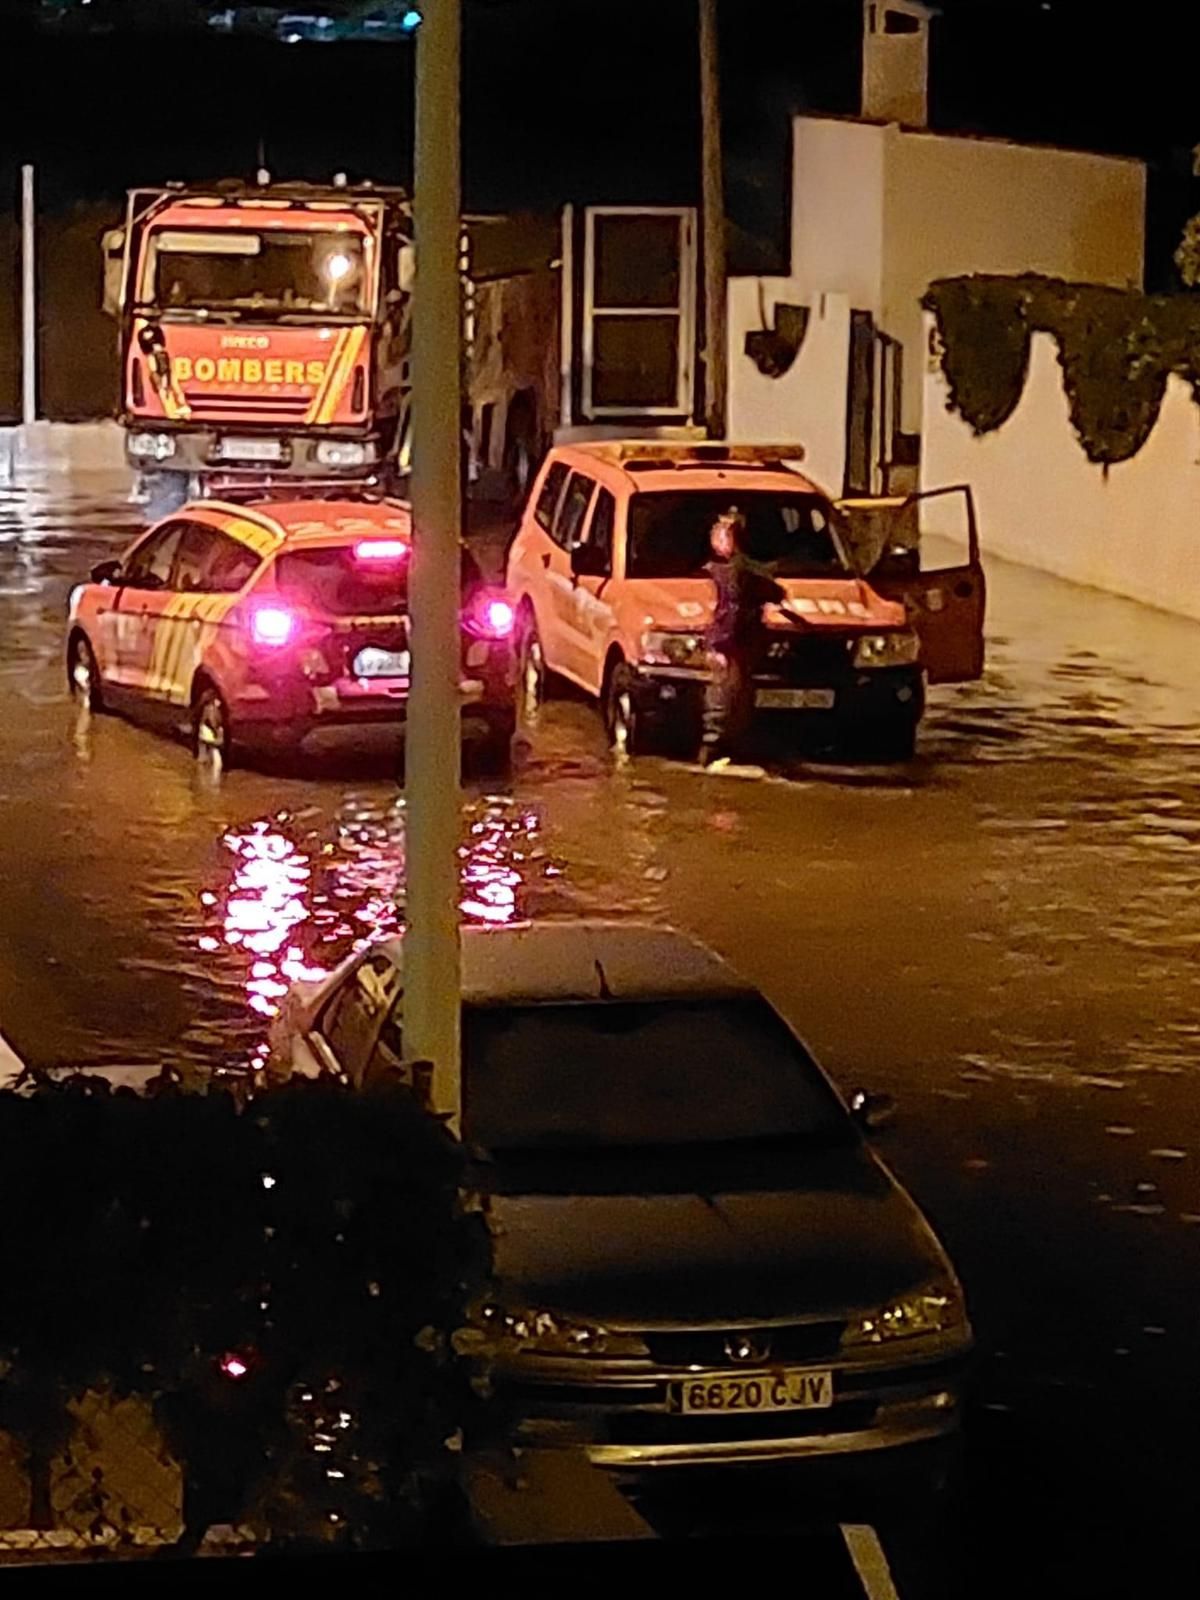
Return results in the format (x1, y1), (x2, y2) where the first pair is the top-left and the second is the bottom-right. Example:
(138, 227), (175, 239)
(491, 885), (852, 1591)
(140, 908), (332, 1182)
(104, 179), (414, 508)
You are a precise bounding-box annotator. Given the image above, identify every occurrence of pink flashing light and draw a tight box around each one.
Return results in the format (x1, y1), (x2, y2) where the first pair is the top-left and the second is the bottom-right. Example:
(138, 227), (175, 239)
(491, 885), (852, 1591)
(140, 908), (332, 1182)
(355, 539), (409, 562)
(251, 606), (296, 647)
(220, 1353), (250, 1380)
(465, 592), (516, 640)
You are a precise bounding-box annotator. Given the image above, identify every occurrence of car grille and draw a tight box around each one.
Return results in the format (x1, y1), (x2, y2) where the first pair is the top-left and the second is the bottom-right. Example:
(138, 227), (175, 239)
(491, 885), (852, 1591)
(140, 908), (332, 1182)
(643, 1321), (846, 1370)
(758, 634), (853, 684)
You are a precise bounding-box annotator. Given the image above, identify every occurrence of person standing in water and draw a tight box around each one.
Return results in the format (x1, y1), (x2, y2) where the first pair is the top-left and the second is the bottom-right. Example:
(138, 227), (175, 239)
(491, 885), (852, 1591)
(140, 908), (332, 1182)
(701, 506), (785, 768)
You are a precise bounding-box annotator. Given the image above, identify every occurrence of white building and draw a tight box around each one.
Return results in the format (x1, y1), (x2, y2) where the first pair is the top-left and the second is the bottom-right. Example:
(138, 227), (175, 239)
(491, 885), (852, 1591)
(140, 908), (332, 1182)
(727, 0), (1146, 496)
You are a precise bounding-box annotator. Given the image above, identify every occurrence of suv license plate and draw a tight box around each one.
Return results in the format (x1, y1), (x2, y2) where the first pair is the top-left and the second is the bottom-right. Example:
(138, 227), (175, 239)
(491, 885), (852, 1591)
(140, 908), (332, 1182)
(678, 1370), (833, 1415)
(756, 687), (836, 710)
(215, 437), (285, 463)
(354, 647), (410, 679)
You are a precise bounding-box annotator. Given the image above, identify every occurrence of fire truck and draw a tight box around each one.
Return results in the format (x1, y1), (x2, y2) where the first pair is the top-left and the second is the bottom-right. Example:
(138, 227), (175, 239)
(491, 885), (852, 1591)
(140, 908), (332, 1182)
(103, 179), (415, 508)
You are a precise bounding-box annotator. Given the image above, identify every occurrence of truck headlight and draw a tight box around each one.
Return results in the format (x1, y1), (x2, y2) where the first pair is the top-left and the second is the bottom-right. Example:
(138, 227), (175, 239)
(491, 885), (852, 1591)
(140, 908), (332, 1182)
(842, 1284), (966, 1347)
(128, 431), (176, 461)
(639, 629), (708, 670)
(315, 439), (373, 467)
(853, 630), (920, 668)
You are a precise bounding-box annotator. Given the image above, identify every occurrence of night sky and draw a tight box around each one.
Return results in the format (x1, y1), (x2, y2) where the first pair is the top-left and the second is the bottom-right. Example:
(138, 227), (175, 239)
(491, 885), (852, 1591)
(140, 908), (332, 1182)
(0, 0), (1196, 285)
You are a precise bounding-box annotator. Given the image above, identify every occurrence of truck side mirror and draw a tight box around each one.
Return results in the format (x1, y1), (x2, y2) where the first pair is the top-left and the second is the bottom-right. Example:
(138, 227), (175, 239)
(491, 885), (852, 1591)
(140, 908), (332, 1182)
(101, 227), (126, 319)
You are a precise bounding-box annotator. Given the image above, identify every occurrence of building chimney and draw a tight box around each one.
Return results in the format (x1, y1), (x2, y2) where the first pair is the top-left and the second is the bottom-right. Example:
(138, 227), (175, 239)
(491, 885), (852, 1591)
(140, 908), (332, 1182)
(862, 0), (934, 128)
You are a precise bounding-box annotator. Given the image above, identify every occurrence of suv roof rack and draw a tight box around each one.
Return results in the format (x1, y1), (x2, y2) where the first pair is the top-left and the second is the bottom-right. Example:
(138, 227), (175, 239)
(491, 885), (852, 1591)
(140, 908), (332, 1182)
(582, 440), (806, 469)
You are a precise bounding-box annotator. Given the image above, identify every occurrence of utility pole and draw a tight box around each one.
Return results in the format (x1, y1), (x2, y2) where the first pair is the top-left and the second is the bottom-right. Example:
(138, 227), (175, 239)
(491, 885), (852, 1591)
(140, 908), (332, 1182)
(699, 0), (727, 439)
(21, 164), (36, 426)
(405, 0), (463, 1132)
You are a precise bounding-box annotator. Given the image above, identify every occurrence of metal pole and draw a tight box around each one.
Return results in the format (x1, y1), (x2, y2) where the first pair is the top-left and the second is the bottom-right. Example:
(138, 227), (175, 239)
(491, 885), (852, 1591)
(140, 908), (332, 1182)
(405, 0), (463, 1132)
(559, 203), (573, 429)
(699, 0), (727, 439)
(21, 164), (36, 426)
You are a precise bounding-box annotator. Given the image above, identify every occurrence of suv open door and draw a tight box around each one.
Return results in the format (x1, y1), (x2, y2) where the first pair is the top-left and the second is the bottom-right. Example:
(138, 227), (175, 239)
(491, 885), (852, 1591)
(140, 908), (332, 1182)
(837, 485), (985, 684)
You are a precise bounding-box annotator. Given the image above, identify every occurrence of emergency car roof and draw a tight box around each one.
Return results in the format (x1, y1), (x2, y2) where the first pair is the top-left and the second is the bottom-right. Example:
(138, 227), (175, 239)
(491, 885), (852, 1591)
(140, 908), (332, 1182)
(556, 441), (823, 499)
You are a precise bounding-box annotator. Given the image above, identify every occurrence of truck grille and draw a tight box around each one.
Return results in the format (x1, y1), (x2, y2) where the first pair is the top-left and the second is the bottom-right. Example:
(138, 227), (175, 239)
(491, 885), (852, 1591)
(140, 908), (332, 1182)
(643, 1321), (846, 1369)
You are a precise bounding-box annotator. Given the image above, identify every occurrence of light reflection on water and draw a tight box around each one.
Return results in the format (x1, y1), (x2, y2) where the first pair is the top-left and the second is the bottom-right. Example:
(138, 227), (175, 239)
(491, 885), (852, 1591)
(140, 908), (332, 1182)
(195, 793), (563, 1074)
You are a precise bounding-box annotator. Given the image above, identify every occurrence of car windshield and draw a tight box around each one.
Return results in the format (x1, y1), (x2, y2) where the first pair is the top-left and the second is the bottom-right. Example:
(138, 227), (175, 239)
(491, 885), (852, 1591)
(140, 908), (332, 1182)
(626, 490), (850, 580)
(141, 227), (373, 318)
(463, 997), (853, 1156)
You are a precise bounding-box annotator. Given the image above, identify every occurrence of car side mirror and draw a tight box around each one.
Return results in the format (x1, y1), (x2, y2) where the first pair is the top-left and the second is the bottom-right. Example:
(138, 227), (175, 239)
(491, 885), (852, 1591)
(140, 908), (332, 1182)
(850, 1090), (897, 1133)
(570, 542), (606, 580)
(90, 559), (123, 585)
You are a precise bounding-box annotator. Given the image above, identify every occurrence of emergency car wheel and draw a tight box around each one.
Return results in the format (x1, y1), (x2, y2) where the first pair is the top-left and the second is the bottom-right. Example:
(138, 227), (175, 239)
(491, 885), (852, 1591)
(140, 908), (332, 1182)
(68, 635), (105, 713)
(192, 685), (233, 768)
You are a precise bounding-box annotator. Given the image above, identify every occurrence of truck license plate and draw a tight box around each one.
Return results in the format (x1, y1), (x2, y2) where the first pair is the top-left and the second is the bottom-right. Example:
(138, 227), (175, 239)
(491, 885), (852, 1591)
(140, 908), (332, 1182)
(756, 687), (836, 710)
(215, 437), (285, 463)
(678, 1370), (833, 1414)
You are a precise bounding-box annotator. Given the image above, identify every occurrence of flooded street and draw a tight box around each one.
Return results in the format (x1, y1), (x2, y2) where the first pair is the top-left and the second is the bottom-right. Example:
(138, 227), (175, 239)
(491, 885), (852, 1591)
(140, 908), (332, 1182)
(2, 473), (1199, 1594)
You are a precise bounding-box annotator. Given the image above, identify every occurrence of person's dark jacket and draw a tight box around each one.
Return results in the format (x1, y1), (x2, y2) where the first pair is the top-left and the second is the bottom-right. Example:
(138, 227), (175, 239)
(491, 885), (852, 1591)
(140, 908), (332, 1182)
(705, 554), (786, 656)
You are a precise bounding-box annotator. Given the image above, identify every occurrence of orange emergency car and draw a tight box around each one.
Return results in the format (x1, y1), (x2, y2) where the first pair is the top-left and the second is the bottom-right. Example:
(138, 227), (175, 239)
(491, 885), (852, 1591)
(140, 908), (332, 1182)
(67, 499), (517, 766)
(507, 442), (968, 760)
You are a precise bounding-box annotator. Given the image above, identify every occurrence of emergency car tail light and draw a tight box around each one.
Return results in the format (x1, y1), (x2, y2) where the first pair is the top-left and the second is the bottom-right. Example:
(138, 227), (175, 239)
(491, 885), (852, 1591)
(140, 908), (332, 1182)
(251, 606), (296, 647)
(354, 539), (409, 562)
(464, 592), (515, 640)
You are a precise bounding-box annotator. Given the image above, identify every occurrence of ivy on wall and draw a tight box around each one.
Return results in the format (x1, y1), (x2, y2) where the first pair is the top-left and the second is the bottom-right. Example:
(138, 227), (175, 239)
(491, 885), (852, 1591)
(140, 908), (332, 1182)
(922, 274), (1200, 466)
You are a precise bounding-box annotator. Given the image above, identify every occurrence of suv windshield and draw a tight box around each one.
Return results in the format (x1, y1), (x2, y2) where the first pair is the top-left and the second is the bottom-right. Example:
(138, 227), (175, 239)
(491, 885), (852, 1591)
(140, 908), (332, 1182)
(463, 997), (853, 1155)
(141, 228), (372, 318)
(627, 490), (850, 580)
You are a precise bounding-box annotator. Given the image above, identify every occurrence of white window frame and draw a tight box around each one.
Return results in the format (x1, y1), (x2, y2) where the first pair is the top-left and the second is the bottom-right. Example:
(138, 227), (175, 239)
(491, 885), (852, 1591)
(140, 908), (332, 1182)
(581, 206), (696, 419)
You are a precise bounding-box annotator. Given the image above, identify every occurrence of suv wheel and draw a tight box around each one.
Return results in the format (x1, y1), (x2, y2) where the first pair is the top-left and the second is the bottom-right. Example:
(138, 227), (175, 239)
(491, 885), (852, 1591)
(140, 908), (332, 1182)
(603, 661), (647, 756)
(517, 613), (549, 721)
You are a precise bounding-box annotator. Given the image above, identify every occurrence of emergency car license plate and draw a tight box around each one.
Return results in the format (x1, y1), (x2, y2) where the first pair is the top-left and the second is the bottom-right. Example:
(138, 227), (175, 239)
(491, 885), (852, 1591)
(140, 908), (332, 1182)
(678, 1370), (833, 1415)
(353, 647), (410, 679)
(756, 687), (836, 710)
(214, 437), (285, 463)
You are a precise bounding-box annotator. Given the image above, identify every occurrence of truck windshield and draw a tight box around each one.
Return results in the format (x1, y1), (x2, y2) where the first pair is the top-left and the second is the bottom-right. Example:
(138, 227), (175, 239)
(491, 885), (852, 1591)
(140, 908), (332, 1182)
(627, 490), (851, 580)
(140, 228), (373, 318)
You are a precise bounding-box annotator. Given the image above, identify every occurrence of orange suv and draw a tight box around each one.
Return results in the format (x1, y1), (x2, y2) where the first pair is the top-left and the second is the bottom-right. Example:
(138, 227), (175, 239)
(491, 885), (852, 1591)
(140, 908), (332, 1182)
(507, 442), (935, 759)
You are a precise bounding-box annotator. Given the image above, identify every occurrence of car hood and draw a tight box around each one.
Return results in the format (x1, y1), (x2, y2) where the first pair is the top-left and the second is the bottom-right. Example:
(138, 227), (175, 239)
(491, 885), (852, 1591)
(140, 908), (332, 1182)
(487, 1145), (953, 1328)
(619, 576), (906, 635)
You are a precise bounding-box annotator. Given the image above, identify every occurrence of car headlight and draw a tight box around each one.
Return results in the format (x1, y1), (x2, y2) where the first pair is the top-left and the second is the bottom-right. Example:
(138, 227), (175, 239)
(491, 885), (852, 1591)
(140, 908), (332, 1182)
(315, 439), (372, 467)
(465, 1303), (647, 1359)
(853, 630), (920, 668)
(639, 629), (708, 670)
(128, 431), (176, 461)
(842, 1284), (966, 1347)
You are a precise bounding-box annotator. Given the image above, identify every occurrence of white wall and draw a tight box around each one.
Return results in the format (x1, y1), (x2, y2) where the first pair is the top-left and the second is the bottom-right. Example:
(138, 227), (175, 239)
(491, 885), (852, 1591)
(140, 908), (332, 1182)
(726, 284), (850, 495)
(790, 119), (886, 315)
(883, 131), (1146, 432)
(922, 321), (1200, 622)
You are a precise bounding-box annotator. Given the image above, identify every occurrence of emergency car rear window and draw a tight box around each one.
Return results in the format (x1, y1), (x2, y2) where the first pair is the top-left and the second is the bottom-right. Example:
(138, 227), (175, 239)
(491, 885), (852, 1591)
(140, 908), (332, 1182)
(626, 491), (850, 580)
(274, 545), (482, 617)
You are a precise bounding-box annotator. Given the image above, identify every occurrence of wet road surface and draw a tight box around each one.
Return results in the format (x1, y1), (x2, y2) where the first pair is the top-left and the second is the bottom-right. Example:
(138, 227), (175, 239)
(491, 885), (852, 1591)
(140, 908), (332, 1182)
(2, 473), (1199, 1594)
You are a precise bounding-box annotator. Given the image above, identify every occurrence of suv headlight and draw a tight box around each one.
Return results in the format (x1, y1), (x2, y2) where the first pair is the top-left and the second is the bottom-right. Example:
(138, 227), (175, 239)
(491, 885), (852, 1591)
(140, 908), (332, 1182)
(842, 1284), (966, 1348)
(462, 1303), (647, 1359)
(639, 629), (708, 670)
(853, 630), (920, 668)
